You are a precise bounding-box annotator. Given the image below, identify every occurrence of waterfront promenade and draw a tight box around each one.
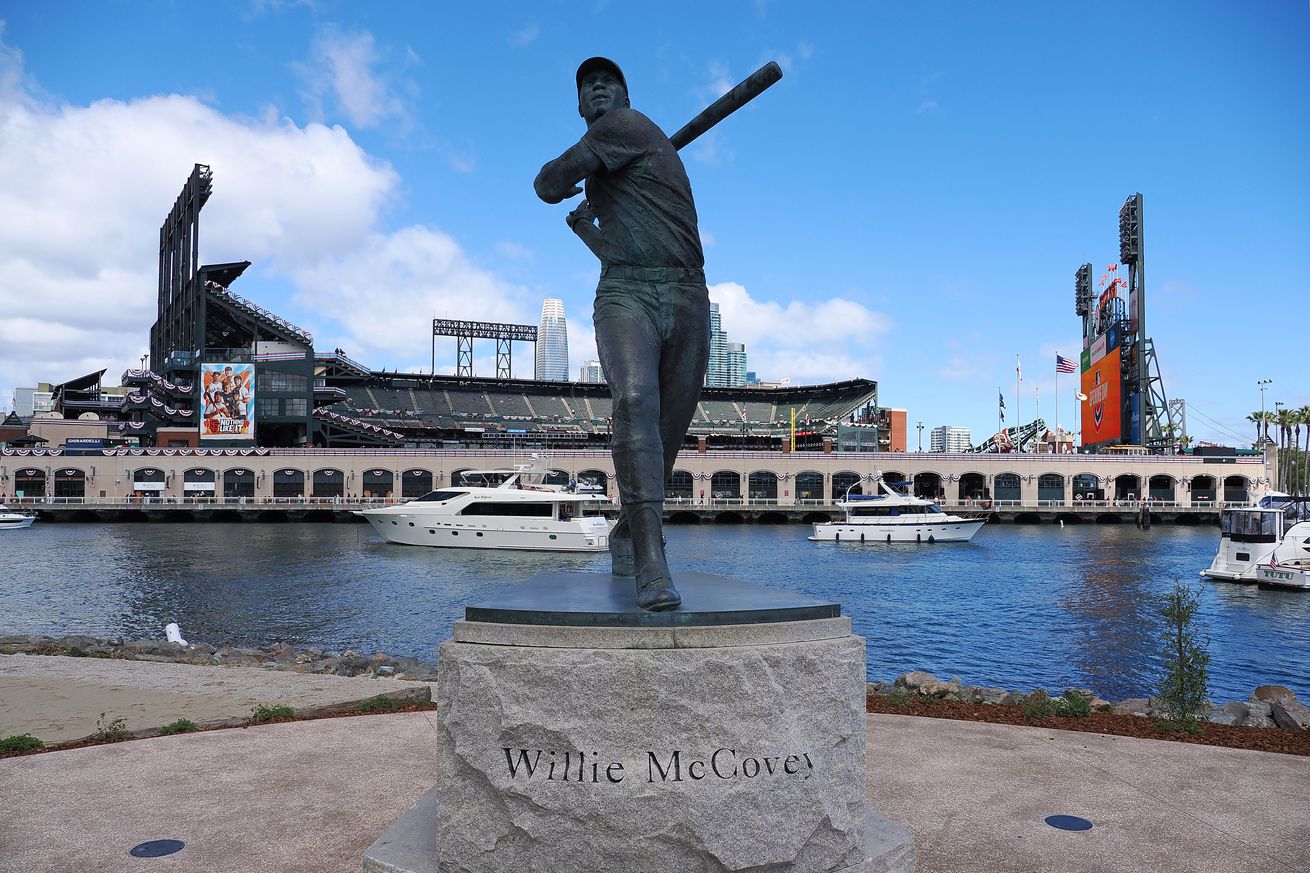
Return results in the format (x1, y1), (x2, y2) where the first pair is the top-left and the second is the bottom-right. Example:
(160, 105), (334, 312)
(0, 656), (1303, 873)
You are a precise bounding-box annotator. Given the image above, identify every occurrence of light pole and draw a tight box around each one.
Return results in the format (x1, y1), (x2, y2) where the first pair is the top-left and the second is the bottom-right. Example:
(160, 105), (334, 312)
(917, 421), (924, 452)
(1258, 379), (1272, 445)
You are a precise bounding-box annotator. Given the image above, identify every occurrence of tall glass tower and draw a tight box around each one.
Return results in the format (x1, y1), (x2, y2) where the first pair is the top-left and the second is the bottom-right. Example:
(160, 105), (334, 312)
(534, 298), (569, 381)
(705, 303), (747, 387)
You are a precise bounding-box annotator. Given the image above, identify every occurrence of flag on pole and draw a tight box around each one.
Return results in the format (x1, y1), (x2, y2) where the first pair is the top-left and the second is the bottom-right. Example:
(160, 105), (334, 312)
(999, 392), (1006, 423)
(1015, 355), (1023, 381)
(1056, 354), (1076, 373)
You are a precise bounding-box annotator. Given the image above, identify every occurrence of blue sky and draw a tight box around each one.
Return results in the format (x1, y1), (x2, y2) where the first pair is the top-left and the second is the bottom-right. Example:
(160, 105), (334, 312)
(1, 1), (1306, 446)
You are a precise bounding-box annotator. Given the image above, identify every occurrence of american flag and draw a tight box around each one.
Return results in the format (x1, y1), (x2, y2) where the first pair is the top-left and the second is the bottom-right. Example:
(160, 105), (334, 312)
(1056, 354), (1077, 374)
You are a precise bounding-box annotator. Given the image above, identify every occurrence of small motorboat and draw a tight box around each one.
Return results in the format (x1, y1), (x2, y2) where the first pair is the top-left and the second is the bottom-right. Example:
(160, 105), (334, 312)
(0, 504), (36, 530)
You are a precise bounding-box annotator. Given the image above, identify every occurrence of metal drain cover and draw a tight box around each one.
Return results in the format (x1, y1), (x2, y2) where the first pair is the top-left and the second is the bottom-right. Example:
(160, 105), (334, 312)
(1044, 815), (1093, 831)
(129, 839), (185, 858)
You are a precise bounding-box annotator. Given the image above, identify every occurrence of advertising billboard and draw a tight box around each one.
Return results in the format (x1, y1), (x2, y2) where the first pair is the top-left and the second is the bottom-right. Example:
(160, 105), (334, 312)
(1081, 353), (1122, 446)
(200, 362), (255, 440)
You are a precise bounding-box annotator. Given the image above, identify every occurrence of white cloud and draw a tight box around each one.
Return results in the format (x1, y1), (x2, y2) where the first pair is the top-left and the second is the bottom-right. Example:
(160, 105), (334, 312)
(290, 226), (537, 366)
(495, 241), (534, 260)
(509, 24), (540, 47)
(708, 282), (890, 384)
(295, 28), (413, 130)
(916, 100), (938, 115)
(0, 30), (526, 400)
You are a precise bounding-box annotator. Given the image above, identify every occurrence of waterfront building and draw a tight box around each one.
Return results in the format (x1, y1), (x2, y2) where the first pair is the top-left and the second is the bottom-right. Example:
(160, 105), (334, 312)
(534, 299), (569, 382)
(579, 360), (605, 384)
(930, 425), (973, 453)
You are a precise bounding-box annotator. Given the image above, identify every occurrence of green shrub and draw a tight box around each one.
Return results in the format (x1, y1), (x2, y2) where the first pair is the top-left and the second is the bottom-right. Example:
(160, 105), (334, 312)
(1156, 582), (1210, 733)
(0, 734), (44, 752)
(94, 713), (132, 741)
(1053, 691), (1092, 718)
(882, 688), (914, 709)
(1022, 690), (1054, 719)
(159, 719), (199, 736)
(247, 704), (296, 724)
(355, 695), (407, 713)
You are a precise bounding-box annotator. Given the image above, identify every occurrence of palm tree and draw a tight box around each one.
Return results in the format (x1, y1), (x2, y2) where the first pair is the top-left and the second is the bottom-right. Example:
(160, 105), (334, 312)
(1248, 412), (1264, 447)
(1275, 409), (1296, 491)
(1298, 405), (1310, 495)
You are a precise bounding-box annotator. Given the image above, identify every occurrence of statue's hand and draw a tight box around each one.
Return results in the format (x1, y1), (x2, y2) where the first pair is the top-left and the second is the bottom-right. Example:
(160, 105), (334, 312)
(567, 199), (596, 230)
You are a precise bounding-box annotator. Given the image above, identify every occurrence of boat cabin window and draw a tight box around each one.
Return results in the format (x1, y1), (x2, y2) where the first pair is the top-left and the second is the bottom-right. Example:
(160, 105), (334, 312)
(460, 501), (554, 518)
(851, 507), (894, 517)
(414, 490), (464, 502)
(1228, 510), (1280, 543)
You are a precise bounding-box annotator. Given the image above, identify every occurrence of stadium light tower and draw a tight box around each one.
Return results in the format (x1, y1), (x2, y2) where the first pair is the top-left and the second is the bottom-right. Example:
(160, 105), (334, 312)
(1257, 379), (1272, 445)
(917, 421), (924, 452)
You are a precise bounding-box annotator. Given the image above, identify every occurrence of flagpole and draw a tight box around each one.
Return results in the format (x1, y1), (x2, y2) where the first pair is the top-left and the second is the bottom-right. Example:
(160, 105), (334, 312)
(1015, 354), (1021, 451)
(1055, 366), (1060, 452)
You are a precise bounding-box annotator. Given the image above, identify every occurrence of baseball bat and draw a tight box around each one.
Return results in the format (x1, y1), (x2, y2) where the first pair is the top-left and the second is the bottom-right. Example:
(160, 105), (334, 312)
(669, 61), (783, 151)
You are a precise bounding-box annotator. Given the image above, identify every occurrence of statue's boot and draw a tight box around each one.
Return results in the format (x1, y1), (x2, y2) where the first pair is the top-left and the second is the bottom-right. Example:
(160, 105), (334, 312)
(609, 511), (634, 576)
(628, 501), (680, 611)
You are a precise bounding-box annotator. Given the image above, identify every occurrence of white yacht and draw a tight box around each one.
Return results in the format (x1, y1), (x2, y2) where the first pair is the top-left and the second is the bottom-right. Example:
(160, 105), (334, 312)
(1202, 493), (1310, 585)
(356, 460), (610, 552)
(0, 504), (36, 530)
(809, 472), (986, 544)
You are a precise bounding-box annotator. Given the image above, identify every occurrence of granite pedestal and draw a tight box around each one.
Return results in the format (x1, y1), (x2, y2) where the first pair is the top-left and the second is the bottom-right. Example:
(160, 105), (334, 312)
(363, 573), (915, 873)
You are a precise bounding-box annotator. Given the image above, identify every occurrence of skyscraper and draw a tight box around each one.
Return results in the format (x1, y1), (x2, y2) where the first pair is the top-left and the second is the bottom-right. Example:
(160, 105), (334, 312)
(579, 360), (605, 384)
(705, 303), (748, 388)
(534, 298), (568, 382)
(930, 425), (973, 453)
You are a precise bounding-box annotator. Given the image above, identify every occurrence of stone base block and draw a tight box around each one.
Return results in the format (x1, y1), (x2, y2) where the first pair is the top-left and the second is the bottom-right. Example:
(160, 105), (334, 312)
(362, 789), (914, 873)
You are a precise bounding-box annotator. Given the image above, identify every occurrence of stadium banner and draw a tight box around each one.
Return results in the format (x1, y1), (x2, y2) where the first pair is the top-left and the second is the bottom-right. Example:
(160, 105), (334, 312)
(1081, 353), (1121, 446)
(1080, 348), (1091, 373)
(1090, 335), (1107, 365)
(200, 363), (255, 440)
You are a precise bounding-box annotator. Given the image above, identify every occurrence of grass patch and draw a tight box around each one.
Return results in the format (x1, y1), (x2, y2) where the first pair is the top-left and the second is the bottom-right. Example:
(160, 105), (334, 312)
(247, 704), (296, 724)
(1053, 692), (1092, 718)
(159, 718), (199, 736)
(94, 713), (133, 741)
(354, 695), (410, 713)
(1022, 691), (1055, 719)
(0, 734), (44, 753)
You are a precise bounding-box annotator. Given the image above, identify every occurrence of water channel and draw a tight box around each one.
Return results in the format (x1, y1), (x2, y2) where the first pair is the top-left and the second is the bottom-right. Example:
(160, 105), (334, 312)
(2, 521), (1306, 702)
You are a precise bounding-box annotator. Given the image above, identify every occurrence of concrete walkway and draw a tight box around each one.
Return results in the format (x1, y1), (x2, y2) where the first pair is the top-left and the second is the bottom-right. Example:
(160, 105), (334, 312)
(0, 658), (1307, 872)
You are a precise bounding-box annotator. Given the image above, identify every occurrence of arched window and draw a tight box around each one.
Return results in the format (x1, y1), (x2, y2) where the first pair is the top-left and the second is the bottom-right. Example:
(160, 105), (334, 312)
(313, 469), (344, 498)
(1148, 475), (1175, 502)
(1072, 473), (1100, 500)
(832, 471), (862, 498)
(912, 472), (942, 499)
(14, 468), (45, 498)
(666, 469), (693, 500)
(1114, 474), (1140, 501)
(748, 471), (778, 501)
(363, 469), (393, 499)
(1037, 473), (1065, 502)
(54, 468), (86, 499)
(710, 471), (741, 499)
(795, 471), (824, 502)
(577, 469), (608, 495)
(1190, 475), (1216, 502)
(274, 469), (305, 499)
(1223, 475), (1249, 504)
(184, 468), (216, 497)
(959, 473), (987, 501)
(403, 469), (433, 498)
(223, 469), (254, 498)
(994, 473), (1021, 501)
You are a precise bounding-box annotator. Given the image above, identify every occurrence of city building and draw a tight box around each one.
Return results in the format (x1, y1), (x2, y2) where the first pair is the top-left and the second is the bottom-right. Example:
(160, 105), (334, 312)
(579, 360), (605, 384)
(11, 385), (54, 418)
(706, 303), (748, 388)
(930, 425), (973, 453)
(534, 298), (569, 382)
